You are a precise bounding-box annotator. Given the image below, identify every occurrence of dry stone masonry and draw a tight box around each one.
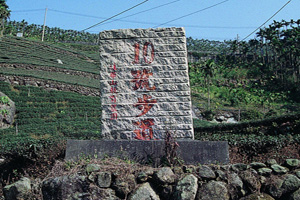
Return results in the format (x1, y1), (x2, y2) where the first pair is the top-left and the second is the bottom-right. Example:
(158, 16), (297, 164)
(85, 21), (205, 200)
(99, 27), (194, 140)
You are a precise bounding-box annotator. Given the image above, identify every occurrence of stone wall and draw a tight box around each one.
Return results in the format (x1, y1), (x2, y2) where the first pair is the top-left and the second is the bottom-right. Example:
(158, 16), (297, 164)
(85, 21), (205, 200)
(99, 27), (194, 140)
(0, 75), (100, 96)
(4, 159), (300, 200)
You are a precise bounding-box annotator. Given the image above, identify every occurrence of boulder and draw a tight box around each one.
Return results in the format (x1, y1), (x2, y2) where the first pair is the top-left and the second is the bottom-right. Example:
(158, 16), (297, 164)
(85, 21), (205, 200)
(240, 193), (275, 200)
(128, 182), (160, 200)
(3, 177), (31, 200)
(239, 170), (261, 193)
(112, 174), (136, 199)
(232, 163), (248, 172)
(97, 172), (112, 188)
(174, 174), (198, 200)
(271, 164), (289, 174)
(290, 188), (300, 200)
(197, 165), (216, 180)
(90, 185), (120, 200)
(0, 92), (15, 129)
(196, 180), (229, 200)
(42, 174), (89, 200)
(250, 162), (266, 169)
(86, 164), (101, 173)
(285, 159), (300, 169)
(155, 167), (175, 184)
(228, 172), (244, 199)
(266, 174), (300, 199)
(258, 168), (272, 176)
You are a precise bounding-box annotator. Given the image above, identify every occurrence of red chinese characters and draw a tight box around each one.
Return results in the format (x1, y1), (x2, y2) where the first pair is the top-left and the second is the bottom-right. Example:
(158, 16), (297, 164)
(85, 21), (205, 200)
(109, 63), (118, 120)
(134, 94), (157, 117)
(131, 69), (156, 91)
(131, 42), (157, 140)
(133, 119), (155, 140)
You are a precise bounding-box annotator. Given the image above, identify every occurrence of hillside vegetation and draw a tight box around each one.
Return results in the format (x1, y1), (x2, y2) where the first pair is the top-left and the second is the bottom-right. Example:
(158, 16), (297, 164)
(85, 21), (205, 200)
(0, 19), (299, 191)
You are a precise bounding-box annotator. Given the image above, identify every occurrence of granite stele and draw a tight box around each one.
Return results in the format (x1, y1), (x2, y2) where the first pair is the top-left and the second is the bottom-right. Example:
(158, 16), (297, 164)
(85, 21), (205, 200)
(99, 27), (194, 140)
(65, 27), (229, 165)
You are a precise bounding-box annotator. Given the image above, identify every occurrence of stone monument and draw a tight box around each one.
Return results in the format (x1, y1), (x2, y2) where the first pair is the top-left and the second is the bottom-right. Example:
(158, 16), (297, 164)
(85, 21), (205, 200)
(99, 27), (193, 140)
(65, 27), (229, 165)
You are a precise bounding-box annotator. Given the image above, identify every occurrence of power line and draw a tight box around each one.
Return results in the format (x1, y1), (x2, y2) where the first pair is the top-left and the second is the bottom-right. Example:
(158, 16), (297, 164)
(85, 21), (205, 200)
(241, 0), (292, 41)
(11, 9), (45, 13)
(48, 9), (107, 20)
(50, 8), (254, 29)
(81, 0), (149, 31)
(153, 0), (229, 28)
(101, 0), (181, 26)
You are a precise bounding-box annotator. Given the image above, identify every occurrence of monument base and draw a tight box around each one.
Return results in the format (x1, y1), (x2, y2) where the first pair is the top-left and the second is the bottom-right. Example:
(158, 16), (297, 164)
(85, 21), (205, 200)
(65, 140), (229, 166)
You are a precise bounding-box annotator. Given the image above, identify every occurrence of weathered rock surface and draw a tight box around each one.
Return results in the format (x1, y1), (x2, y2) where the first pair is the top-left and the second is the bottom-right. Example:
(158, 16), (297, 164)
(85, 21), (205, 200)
(3, 177), (31, 200)
(174, 174), (198, 200)
(0, 92), (15, 129)
(42, 174), (89, 200)
(197, 165), (216, 180)
(5, 159), (300, 200)
(196, 180), (229, 200)
(129, 182), (160, 200)
(155, 167), (175, 184)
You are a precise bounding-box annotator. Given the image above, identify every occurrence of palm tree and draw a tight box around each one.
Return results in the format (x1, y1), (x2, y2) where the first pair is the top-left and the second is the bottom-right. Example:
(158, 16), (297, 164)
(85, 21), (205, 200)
(198, 59), (217, 110)
(0, 0), (10, 37)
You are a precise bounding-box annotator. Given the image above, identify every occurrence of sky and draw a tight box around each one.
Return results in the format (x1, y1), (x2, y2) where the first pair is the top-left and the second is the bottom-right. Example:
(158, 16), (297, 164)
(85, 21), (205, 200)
(6, 0), (300, 41)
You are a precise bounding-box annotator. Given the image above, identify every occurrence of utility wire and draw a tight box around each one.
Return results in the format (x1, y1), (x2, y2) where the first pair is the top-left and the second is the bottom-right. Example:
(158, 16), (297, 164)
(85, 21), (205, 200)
(153, 0), (229, 28)
(101, 0), (180, 26)
(11, 9), (45, 13)
(82, 0), (149, 31)
(49, 8), (255, 29)
(241, 0), (291, 41)
(49, 9), (107, 20)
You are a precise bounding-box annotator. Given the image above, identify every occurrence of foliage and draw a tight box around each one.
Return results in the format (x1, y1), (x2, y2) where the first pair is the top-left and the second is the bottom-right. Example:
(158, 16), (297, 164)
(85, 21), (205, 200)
(4, 20), (98, 43)
(0, 0), (10, 36)
(0, 82), (102, 156)
(0, 95), (9, 105)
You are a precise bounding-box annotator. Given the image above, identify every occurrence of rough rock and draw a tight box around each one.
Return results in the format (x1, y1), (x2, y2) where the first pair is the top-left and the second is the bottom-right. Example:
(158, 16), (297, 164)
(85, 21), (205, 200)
(197, 165), (216, 179)
(266, 159), (277, 166)
(232, 163), (248, 171)
(258, 168), (272, 176)
(128, 182), (160, 200)
(0, 92), (15, 129)
(155, 167), (175, 184)
(196, 180), (229, 200)
(3, 177), (31, 200)
(239, 170), (261, 193)
(281, 174), (300, 194)
(250, 162), (267, 169)
(228, 172), (244, 199)
(97, 172), (112, 188)
(271, 164), (289, 174)
(174, 174), (198, 200)
(266, 176), (284, 199)
(285, 159), (300, 168)
(137, 172), (148, 183)
(42, 174), (89, 200)
(112, 174), (136, 198)
(290, 188), (300, 200)
(90, 185), (120, 200)
(240, 193), (275, 200)
(266, 174), (300, 199)
(86, 163), (101, 173)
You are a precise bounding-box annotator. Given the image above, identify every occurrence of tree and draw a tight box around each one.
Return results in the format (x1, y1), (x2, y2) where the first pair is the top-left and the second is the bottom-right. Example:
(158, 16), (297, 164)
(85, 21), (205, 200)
(0, 0), (10, 37)
(197, 59), (216, 110)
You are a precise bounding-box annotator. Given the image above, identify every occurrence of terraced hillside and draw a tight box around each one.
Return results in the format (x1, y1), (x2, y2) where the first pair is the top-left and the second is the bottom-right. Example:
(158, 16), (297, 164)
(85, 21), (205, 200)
(0, 36), (100, 91)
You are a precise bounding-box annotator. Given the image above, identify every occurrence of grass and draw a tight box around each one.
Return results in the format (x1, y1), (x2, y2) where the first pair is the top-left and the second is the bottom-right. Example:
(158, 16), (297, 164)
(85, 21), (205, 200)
(0, 67), (99, 89)
(0, 82), (102, 155)
(0, 36), (99, 74)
